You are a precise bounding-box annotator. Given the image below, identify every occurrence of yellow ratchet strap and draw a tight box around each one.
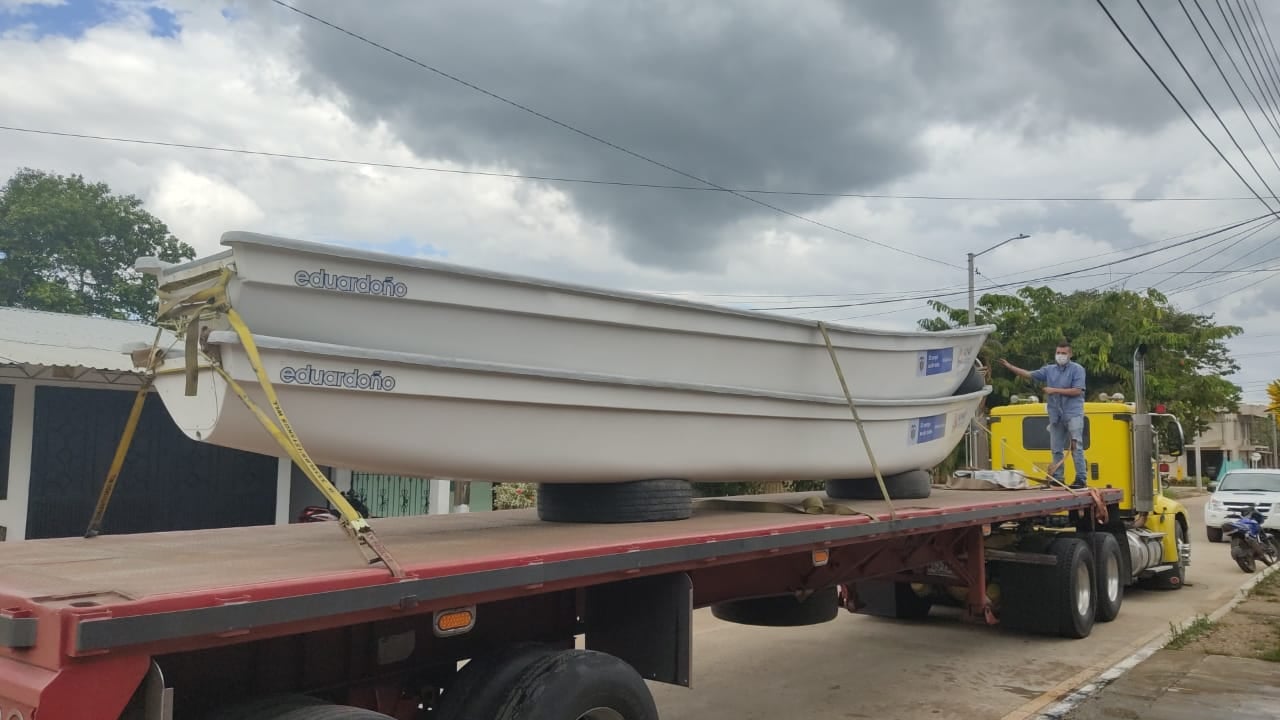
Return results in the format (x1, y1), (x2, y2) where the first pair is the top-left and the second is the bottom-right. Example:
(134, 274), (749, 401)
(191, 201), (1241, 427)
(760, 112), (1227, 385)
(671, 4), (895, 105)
(218, 308), (406, 578)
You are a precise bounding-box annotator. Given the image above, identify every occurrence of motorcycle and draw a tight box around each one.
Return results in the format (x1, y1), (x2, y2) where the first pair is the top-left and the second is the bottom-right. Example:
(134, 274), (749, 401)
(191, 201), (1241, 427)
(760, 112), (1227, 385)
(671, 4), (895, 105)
(297, 489), (374, 523)
(1222, 504), (1279, 573)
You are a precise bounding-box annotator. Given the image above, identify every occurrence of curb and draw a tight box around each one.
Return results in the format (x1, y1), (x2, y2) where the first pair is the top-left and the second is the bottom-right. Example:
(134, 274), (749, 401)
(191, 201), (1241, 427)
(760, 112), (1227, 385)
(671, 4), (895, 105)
(1010, 560), (1280, 720)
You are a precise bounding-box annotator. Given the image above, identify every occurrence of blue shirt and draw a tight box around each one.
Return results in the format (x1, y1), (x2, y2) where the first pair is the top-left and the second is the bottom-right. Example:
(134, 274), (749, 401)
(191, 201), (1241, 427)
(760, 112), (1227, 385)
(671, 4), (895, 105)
(1030, 361), (1086, 422)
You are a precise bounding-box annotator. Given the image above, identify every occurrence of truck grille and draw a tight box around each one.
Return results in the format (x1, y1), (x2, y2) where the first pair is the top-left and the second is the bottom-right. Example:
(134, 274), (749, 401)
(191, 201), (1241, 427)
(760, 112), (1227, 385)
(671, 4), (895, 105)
(1223, 501), (1271, 519)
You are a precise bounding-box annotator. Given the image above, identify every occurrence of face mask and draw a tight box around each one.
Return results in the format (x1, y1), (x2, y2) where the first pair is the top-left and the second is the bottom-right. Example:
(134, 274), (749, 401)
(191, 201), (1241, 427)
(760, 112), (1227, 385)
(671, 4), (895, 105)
(1055, 353), (1069, 365)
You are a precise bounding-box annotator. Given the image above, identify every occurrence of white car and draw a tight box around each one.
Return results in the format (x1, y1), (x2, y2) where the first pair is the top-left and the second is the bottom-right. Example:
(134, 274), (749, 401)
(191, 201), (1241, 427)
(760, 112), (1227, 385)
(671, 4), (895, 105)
(1205, 468), (1280, 542)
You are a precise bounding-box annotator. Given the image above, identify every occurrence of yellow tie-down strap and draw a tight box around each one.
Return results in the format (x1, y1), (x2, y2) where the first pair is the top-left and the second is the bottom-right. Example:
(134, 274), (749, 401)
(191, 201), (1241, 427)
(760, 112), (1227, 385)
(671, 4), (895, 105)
(213, 308), (406, 578)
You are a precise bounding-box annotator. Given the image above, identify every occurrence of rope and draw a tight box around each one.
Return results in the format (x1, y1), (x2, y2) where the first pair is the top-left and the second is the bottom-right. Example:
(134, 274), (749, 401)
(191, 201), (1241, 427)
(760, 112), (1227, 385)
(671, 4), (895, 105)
(816, 322), (897, 521)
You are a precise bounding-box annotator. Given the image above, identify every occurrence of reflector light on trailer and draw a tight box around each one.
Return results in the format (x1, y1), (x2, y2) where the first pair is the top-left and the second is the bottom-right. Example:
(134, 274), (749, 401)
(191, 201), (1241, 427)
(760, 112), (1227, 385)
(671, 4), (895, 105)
(812, 549), (830, 567)
(433, 606), (476, 637)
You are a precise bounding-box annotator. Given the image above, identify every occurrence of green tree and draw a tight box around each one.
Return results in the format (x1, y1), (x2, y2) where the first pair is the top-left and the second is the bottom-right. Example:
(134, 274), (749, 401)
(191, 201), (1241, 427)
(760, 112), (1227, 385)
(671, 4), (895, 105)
(920, 286), (1242, 439)
(0, 167), (194, 321)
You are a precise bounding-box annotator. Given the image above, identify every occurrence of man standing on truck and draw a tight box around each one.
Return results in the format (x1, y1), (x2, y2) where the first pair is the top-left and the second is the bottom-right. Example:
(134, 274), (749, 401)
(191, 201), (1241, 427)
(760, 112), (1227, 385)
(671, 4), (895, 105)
(1000, 341), (1088, 489)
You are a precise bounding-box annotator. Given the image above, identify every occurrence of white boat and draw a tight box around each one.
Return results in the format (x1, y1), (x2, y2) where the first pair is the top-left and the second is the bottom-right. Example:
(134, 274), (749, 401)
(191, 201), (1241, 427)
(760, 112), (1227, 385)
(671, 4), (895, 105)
(140, 231), (994, 401)
(150, 331), (992, 485)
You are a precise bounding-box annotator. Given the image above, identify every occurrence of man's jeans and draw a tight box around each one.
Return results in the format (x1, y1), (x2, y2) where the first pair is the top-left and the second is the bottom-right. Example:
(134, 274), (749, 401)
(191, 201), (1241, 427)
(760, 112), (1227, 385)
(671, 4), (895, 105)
(1049, 415), (1087, 487)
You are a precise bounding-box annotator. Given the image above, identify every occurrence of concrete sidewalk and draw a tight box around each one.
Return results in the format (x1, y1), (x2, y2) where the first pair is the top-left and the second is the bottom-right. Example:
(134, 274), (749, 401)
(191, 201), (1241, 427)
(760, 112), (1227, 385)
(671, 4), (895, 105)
(1063, 565), (1280, 720)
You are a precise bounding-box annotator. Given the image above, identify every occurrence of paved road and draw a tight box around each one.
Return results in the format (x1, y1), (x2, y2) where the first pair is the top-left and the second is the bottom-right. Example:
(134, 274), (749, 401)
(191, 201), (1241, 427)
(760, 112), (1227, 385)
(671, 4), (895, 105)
(649, 495), (1250, 720)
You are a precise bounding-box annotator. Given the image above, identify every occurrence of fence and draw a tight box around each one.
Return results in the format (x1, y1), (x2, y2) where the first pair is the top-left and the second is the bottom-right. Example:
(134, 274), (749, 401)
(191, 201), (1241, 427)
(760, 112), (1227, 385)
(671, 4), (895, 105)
(350, 473), (431, 517)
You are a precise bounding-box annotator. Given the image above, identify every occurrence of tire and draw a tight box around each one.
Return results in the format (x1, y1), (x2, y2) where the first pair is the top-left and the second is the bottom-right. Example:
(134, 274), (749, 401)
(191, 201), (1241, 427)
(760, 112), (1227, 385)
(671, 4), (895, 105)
(1088, 533), (1124, 623)
(710, 587), (840, 627)
(435, 644), (561, 720)
(995, 538), (1096, 639)
(536, 479), (692, 523)
(954, 364), (986, 395)
(1051, 538), (1097, 639)
(1207, 526), (1223, 543)
(1235, 549), (1257, 574)
(1148, 520), (1188, 590)
(851, 580), (933, 620)
(494, 650), (660, 720)
(825, 470), (932, 500)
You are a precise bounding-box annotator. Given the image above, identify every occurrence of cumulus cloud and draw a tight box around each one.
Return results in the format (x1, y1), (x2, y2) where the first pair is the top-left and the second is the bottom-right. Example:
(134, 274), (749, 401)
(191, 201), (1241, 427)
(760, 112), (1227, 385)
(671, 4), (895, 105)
(2, 0), (1280, 397)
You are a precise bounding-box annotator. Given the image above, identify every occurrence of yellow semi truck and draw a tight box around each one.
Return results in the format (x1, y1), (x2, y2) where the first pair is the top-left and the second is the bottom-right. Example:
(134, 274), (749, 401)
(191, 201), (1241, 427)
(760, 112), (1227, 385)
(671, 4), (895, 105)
(987, 344), (1190, 590)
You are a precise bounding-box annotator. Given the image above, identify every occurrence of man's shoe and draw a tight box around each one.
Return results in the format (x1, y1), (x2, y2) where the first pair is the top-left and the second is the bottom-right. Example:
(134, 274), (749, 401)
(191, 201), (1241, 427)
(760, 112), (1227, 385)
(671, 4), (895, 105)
(1069, 480), (1087, 490)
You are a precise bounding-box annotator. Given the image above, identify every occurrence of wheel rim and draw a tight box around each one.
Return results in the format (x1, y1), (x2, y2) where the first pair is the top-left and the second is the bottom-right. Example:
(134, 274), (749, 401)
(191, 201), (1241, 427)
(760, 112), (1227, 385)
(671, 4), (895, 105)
(1105, 553), (1120, 602)
(1076, 562), (1092, 616)
(578, 709), (626, 720)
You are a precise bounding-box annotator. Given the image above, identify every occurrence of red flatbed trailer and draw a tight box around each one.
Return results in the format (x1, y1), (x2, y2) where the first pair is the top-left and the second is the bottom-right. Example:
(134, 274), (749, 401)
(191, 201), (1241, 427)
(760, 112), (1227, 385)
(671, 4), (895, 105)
(0, 486), (1125, 720)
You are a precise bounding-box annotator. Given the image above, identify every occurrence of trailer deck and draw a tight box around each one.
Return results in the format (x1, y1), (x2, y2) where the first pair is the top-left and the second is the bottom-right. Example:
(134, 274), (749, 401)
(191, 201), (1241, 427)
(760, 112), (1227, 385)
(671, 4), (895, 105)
(0, 487), (1116, 656)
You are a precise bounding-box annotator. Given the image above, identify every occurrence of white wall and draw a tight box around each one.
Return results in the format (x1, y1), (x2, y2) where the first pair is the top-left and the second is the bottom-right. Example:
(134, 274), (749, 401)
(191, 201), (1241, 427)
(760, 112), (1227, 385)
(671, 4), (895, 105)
(0, 381), (34, 541)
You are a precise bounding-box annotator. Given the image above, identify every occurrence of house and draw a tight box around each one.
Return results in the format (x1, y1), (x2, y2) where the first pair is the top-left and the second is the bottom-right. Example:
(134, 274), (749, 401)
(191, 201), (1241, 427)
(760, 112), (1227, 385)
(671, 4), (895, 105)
(0, 307), (488, 541)
(1186, 403), (1276, 482)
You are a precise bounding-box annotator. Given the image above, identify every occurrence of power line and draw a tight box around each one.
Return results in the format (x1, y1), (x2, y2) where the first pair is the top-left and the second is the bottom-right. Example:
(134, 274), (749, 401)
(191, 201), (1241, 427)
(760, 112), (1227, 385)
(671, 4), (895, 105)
(8, 123), (1280, 205)
(1238, 0), (1280, 108)
(266, 0), (960, 270)
(1178, 0), (1280, 178)
(1194, 0), (1280, 142)
(750, 215), (1270, 311)
(1135, 0), (1280, 212)
(1220, 0), (1280, 122)
(1097, 0), (1279, 216)
(1248, 0), (1280, 90)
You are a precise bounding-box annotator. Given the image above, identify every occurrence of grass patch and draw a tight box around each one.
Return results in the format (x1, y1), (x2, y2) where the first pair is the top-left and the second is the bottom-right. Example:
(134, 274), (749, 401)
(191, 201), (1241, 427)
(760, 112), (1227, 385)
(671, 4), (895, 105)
(1251, 568), (1280, 598)
(1166, 615), (1215, 650)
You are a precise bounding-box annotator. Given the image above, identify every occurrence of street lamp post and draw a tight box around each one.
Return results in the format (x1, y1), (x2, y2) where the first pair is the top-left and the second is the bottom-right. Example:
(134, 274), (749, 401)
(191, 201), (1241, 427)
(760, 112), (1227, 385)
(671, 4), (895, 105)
(964, 233), (1029, 470)
(968, 233), (1030, 327)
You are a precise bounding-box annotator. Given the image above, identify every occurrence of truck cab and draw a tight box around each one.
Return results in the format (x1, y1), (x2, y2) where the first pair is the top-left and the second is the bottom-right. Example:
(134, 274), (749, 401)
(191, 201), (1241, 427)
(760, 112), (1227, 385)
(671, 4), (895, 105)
(987, 379), (1190, 589)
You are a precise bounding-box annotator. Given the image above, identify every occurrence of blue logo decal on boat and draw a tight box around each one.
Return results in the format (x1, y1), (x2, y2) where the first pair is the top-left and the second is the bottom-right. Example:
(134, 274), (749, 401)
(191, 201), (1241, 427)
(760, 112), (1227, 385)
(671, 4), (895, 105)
(915, 347), (954, 377)
(294, 268), (409, 298)
(280, 365), (398, 392)
(907, 413), (947, 445)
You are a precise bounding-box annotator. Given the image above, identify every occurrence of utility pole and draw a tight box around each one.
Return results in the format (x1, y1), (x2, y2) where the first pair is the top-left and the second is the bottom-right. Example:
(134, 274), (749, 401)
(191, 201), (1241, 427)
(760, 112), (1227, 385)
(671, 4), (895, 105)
(965, 233), (1029, 469)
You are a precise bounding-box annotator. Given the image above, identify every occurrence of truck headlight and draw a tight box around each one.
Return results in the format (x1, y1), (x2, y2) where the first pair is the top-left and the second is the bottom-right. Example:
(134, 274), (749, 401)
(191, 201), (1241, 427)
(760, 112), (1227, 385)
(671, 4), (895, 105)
(1208, 498), (1225, 511)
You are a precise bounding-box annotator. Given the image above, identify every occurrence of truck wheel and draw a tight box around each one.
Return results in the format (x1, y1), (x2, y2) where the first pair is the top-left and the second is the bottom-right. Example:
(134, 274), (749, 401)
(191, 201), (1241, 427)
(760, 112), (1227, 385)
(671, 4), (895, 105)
(1206, 526), (1223, 543)
(825, 470), (932, 500)
(537, 479), (692, 523)
(1147, 520), (1187, 590)
(436, 644), (561, 720)
(1051, 538), (1097, 639)
(494, 650), (659, 720)
(1088, 533), (1123, 623)
(710, 587), (840, 626)
(995, 538), (1096, 639)
(850, 580), (933, 620)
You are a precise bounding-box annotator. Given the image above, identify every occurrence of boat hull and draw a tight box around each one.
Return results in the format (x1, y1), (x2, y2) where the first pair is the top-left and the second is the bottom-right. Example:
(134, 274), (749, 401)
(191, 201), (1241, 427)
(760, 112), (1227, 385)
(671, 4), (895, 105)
(152, 333), (991, 484)
(149, 231), (994, 401)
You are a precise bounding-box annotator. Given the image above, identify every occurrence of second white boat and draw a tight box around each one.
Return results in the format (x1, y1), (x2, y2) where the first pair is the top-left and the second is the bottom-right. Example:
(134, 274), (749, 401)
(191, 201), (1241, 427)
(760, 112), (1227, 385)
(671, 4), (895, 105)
(151, 331), (991, 485)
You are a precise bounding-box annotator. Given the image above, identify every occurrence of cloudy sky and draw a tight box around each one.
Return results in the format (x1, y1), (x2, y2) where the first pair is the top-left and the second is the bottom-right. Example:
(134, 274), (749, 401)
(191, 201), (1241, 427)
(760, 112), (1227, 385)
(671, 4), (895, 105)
(3, 0), (1280, 402)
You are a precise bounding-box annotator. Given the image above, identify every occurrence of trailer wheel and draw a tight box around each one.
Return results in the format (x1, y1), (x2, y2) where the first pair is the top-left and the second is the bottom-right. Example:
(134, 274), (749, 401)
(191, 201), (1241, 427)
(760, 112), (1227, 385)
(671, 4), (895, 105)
(494, 649), (659, 720)
(537, 479), (692, 523)
(1088, 533), (1123, 623)
(825, 470), (932, 500)
(435, 644), (560, 720)
(710, 587), (840, 626)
